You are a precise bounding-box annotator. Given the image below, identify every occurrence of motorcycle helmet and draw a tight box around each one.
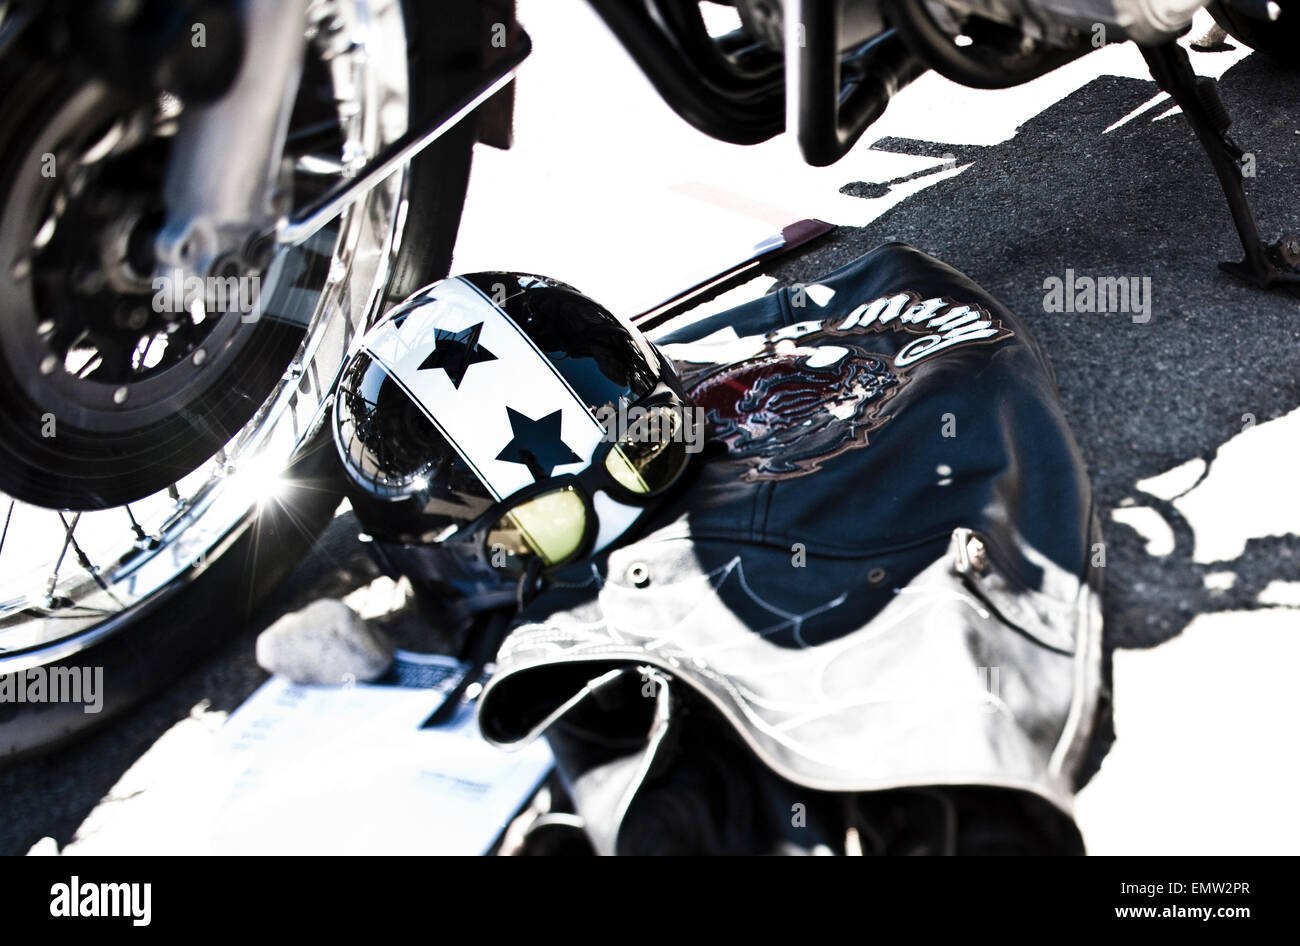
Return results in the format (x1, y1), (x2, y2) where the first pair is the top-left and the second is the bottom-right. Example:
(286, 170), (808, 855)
(332, 272), (694, 605)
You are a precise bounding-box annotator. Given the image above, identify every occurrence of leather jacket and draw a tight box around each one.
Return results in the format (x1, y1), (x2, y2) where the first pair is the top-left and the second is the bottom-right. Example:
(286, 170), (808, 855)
(477, 243), (1108, 855)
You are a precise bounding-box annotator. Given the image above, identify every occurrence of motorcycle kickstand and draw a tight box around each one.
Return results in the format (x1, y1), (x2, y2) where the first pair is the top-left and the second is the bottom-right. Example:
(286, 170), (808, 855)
(1139, 41), (1300, 297)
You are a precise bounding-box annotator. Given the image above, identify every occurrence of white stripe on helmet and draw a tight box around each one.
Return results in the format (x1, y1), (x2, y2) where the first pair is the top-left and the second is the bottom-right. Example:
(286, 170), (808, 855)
(363, 277), (606, 502)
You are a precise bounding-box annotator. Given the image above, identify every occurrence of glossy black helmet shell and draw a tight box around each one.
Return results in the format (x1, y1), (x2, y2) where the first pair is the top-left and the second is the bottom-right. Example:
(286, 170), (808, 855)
(333, 272), (673, 547)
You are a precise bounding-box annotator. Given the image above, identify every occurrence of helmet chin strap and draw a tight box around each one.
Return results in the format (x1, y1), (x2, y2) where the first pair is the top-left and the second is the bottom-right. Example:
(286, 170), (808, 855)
(590, 490), (647, 556)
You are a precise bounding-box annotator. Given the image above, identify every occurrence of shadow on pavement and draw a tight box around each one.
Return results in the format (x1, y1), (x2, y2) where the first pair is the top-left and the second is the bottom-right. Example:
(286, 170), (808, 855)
(772, 51), (1300, 649)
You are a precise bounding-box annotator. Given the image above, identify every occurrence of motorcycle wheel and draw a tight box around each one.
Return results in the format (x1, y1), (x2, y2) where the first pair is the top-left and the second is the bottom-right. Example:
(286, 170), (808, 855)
(1209, 0), (1300, 69)
(0, 0), (480, 760)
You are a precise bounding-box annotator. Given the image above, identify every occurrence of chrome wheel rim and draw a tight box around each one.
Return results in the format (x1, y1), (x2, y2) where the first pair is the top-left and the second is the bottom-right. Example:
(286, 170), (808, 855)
(0, 0), (412, 669)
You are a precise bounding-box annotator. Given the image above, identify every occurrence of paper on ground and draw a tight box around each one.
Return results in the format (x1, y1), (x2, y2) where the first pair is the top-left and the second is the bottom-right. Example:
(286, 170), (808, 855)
(64, 654), (552, 855)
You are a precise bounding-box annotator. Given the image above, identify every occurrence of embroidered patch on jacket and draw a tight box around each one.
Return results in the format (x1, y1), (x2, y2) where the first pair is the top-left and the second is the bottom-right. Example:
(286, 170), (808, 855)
(687, 336), (904, 481)
(830, 290), (1013, 366)
(677, 292), (1013, 481)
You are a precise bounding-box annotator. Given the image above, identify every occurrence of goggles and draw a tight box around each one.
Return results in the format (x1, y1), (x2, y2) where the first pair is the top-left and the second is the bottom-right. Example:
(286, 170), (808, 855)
(453, 397), (694, 576)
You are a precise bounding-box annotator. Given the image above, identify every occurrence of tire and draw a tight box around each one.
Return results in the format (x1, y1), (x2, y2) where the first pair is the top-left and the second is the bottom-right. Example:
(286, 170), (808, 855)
(0, 0), (481, 761)
(1209, 0), (1300, 69)
(385, 0), (482, 305)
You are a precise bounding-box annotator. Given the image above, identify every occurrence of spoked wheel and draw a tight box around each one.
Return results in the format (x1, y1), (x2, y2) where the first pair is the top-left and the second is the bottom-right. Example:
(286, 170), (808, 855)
(0, 73), (308, 510)
(0, 0), (481, 759)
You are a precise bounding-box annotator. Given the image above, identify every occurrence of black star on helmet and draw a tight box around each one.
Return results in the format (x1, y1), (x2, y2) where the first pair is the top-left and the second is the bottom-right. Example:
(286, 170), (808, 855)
(495, 407), (581, 481)
(417, 322), (497, 388)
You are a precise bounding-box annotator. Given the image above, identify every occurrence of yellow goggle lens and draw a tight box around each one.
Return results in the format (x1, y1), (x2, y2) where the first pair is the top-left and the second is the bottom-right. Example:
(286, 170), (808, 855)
(486, 486), (588, 568)
(603, 405), (687, 495)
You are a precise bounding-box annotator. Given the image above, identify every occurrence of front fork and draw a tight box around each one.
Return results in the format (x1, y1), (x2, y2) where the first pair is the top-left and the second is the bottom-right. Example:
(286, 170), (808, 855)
(154, 0), (308, 281)
(72, 0), (526, 280)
